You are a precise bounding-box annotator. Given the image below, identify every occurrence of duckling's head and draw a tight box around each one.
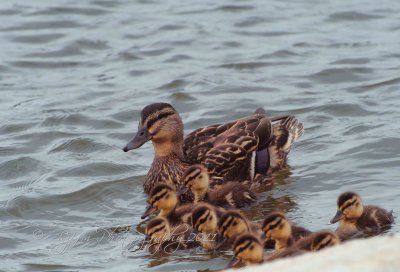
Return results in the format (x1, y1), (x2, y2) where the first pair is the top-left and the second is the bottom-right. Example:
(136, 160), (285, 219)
(182, 165), (209, 200)
(311, 231), (340, 251)
(145, 217), (171, 244)
(218, 210), (250, 240)
(228, 234), (264, 268)
(262, 212), (292, 242)
(191, 203), (218, 234)
(123, 103), (184, 156)
(331, 192), (364, 223)
(142, 184), (178, 219)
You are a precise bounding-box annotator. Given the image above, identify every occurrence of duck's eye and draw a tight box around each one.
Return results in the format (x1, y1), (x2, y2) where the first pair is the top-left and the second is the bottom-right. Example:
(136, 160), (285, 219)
(208, 216), (213, 221)
(140, 131), (144, 136)
(199, 175), (203, 179)
(232, 221), (237, 226)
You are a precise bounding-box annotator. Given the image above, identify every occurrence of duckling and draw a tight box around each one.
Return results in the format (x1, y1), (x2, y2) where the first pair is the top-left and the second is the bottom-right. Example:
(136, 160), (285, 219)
(217, 210), (261, 248)
(144, 217), (199, 254)
(141, 184), (192, 226)
(180, 164), (257, 208)
(262, 211), (311, 251)
(292, 230), (340, 252)
(330, 192), (394, 237)
(228, 231), (339, 268)
(123, 103), (304, 197)
(191, 203), (227, 250)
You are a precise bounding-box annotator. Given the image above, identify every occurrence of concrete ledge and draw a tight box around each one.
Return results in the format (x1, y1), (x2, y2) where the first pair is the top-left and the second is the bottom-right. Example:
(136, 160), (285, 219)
(227, 233), (400, 272)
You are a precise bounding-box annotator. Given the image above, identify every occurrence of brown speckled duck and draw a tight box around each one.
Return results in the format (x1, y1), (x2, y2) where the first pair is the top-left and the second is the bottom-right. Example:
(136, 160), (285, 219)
(262, 211), (312, 251)
(180, 164), (257, 208)
(122, 103), (304, 196)
(330, 192), (394, 237)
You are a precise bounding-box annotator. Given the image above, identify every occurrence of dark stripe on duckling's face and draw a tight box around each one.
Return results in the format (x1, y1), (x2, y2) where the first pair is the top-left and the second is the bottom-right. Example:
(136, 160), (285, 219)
(194, 210), (210, 230)
(235, 239), (253, 255)
(264, 217), (283, 232)
(340, 198), (358, 211)
(220, 216), (235, 236)
(184, 168), (202, 186)
(148, 224), (166, 237)
(151, 190), (169, 205)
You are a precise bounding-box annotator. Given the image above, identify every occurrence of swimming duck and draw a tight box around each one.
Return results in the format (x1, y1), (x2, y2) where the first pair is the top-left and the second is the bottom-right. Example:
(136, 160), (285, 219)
(141, 184), (192, 226)
(217, 210), (262, 248)
(330, 192), (394, 237)
(122, 103), (303, 196)
(228, 231), (339, 268)
(180, 164), (257, 208)
(191, 203), (227, 250)
(227, 233), (304, 268)
(144, 217), (199, 253)
(262, 211), (311, 251)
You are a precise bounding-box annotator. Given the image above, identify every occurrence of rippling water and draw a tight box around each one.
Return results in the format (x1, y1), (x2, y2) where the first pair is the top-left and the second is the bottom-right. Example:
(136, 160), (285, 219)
(1, 0), (399, 271)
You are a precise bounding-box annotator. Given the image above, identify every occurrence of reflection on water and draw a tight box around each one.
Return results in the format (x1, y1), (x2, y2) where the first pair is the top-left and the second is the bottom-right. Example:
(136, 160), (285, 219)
(0, 0), (400, 271)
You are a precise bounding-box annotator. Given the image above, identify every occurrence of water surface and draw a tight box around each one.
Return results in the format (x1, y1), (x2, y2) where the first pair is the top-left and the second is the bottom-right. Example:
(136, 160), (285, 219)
(1, 0), (399, 271)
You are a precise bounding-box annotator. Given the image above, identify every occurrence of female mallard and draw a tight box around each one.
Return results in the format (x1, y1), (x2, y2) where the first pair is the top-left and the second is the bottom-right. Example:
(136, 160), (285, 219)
(330, 192), (394, 237)
(123, 103), (303, 195)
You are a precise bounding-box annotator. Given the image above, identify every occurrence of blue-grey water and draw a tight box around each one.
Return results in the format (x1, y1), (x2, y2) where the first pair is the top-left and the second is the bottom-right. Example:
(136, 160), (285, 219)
(1, 0), (399, 271)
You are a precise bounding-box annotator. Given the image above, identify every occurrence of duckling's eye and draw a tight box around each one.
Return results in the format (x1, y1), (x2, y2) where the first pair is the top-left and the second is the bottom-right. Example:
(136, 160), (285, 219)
(209, 216), (213, 221)
(249, 245), (254, 250)
(199, 175), (203, 179)
(232, 221), (237, 226)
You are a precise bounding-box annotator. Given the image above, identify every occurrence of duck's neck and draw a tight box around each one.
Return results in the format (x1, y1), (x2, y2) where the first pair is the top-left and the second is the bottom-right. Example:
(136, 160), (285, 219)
(152, 139), (184, 158)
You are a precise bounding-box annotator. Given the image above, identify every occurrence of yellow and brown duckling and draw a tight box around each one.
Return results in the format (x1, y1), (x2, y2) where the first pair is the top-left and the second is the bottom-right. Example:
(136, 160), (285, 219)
(217, 210), (261, 247)
(123, 103), (304, 197)
(144, 217), (199, 254)
(331, 192), (394, 237)
(228, 231), (339, 268)
(181, 164), (257, 208)
(262, 211), (311, 251)
(191, 203), (226, 250)
(141, 184), (192, 226)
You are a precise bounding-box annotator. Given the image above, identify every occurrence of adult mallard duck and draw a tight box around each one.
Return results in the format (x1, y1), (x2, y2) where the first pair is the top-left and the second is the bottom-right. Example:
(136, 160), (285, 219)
(123, 103), (303, 195)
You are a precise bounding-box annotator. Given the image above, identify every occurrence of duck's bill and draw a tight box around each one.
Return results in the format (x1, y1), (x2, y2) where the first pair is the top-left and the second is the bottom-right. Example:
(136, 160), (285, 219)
(226, 256), (240, 268)
(122, 127), (151, 152)
(330, 210), (343, 224)
(141, 205), (157, 219)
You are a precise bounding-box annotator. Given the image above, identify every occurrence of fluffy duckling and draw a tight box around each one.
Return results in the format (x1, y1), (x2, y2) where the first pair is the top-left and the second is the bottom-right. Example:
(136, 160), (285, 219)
(228, 231), (339, 268)
(217, 210), (261, 248)
(181, 165), (257, 208)
(191, 203), (228, 250)
(331, 192), (394, 236)
(144, 217), (199, 253)
(227, 233), (303, 268)
(262, 211), (311, 251)
(141, 184), (192, 226)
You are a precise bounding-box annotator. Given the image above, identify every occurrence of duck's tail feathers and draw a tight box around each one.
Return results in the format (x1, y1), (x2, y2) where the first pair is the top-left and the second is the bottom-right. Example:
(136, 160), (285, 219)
(268, 116), (303, 169)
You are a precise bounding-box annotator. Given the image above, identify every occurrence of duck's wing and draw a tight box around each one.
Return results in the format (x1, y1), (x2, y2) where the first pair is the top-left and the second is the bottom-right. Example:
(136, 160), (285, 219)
(268, 116), (304, 170)
(183, 115), (272, 164)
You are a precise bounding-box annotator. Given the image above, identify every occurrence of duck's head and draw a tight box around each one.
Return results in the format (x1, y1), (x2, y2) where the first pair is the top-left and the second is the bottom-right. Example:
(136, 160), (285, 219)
(262, 211), (291, 242)
(227, 234), (264, 268)
(123, 103), (184, 156)
(311, 231), (340, 251)
(191, 203), (218, 234)
(145, 217), (171, 244)
(180, 165), (209, 200)
(331, 192), (364, 223)
(142, 184), (178, 219)
(218, 210), (251, 241)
